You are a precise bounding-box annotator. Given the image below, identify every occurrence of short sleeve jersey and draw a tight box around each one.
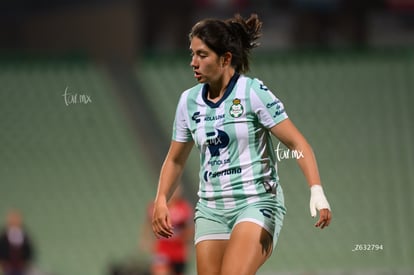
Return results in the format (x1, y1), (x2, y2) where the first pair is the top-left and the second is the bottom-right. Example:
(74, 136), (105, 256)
(172, 74), (288, 209)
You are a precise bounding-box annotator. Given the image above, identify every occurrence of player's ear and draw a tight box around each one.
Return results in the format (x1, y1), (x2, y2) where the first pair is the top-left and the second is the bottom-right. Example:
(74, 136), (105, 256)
(221, 52), (232, 67)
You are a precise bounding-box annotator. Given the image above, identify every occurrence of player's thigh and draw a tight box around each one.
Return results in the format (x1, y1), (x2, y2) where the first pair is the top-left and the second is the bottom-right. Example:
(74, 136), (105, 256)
(195, 240), (228, 275)
(221, 221), (273, 275)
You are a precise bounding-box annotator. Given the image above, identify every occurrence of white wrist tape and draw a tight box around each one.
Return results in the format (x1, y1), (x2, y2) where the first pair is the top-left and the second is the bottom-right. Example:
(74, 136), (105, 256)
(309, 185), (331, 217)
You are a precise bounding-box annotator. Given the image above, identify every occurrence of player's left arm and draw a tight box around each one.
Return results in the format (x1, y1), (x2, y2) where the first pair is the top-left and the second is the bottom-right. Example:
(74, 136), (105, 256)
(270, 118), (332, 229)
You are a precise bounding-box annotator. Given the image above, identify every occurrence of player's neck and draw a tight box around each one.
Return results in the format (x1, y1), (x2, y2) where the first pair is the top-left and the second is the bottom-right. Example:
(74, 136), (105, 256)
(208, 69), (235, 102)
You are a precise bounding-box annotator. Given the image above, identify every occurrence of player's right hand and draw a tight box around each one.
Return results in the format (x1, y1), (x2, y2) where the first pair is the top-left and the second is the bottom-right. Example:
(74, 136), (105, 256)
(152, 201), (174, 238)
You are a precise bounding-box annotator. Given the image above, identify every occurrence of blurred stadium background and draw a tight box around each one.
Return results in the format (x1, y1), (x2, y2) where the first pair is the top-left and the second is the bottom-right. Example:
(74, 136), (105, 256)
(1, 0), (413, 274)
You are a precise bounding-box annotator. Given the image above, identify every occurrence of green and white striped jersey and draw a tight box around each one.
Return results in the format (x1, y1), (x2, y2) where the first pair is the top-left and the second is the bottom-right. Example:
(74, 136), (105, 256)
(172, 73), (288, 209)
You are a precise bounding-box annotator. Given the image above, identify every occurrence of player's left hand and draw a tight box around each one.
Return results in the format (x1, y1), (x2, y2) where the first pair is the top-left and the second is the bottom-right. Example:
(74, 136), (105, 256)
(314, 208), (332, 229)
(309, 185), (332, 229)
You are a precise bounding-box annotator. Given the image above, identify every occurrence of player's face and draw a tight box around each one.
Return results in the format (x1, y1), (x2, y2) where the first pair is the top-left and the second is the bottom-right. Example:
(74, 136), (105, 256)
(189, 37), (223, 84)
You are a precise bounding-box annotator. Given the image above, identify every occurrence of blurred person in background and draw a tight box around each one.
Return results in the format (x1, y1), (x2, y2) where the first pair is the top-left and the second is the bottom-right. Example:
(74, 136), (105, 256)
(151, 13), (332, 275)
(0, 209), (35, 275)
(291, 0), (373, 48)
(140, 0), (195, 51)
(141, 185), (194, 275)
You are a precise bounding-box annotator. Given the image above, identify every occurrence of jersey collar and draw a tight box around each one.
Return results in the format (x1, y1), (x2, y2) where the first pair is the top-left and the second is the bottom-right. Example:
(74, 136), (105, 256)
(202, 73), (240, 108)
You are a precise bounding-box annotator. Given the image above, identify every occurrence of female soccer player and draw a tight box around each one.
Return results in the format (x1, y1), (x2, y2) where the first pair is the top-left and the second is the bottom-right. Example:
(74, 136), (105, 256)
(151, 14), (332, 275)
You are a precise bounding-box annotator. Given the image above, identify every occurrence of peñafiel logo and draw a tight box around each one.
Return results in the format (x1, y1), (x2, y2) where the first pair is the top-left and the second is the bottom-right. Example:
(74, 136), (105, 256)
(206, 129), (229, 157)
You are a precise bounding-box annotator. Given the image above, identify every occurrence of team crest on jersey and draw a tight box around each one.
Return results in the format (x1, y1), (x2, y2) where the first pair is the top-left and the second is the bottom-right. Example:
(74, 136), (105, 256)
(229, 98), (244, 118)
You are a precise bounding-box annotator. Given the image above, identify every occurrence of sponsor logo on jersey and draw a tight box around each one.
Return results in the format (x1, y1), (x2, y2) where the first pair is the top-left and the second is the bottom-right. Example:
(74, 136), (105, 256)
(266, 99), (281, 108)
(192, 111), (201, 123)
(272, 102), (285, 117)
(203, 167), (242, 182)
(208, 158), (231, 166)
(273, 108), (286, 118)
(229, 98), (244, 118)
(206, 129), (229, 157)
(205, 114), (225, 121)
(259, 83), (269, 91)
(192, 112), (225, 123)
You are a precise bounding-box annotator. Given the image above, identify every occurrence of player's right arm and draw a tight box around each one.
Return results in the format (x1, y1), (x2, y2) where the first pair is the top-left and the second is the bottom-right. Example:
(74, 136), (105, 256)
(152, 140), (194, 239)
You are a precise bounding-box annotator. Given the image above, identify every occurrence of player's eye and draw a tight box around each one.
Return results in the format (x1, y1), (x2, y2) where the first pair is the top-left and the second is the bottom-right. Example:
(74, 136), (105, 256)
(198, 52), (208, 58)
